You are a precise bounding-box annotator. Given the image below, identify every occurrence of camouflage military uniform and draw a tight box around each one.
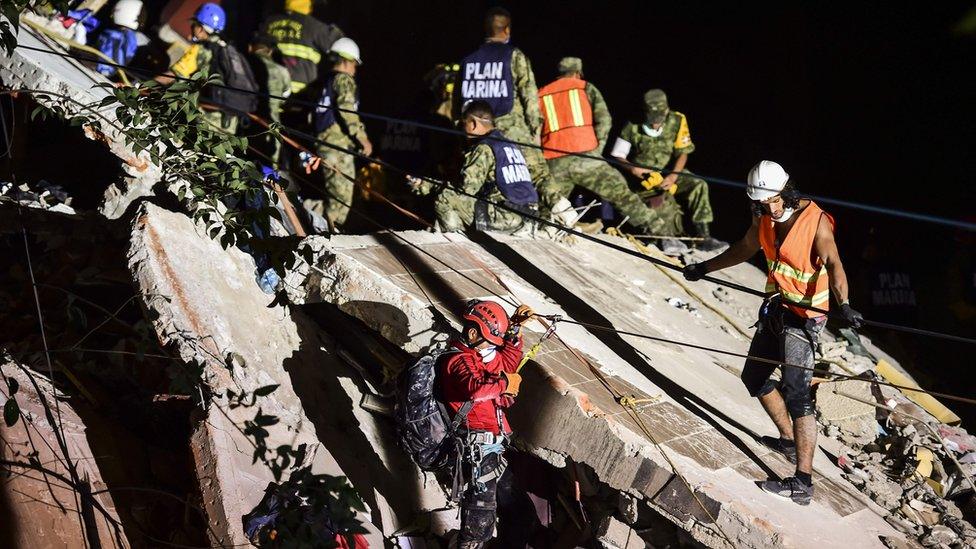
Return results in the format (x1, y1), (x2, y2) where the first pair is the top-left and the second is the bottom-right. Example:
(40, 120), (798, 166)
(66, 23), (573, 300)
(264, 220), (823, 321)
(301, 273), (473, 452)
(618, 111), (714, 229)
(171, 37), (238, 134)
(253, 52), (291, 167)
(313, 72), (366, 227)
(540, 79), (673, 234)
(454, 45), (556, 204)
(434, 141), (527, 232)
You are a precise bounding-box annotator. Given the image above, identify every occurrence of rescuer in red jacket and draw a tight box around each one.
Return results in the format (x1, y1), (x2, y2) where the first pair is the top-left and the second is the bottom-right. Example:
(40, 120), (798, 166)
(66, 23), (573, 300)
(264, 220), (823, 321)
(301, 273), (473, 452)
(438, 299), (532, 548)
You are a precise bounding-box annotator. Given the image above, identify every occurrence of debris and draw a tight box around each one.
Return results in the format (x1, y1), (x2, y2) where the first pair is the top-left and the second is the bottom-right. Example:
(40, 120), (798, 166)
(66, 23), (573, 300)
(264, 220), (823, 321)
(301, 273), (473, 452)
(919, 524), (958, 547)
(595, 515), (644, 549)
(1, 180), (76, 213)
(875, 359), (961, 425)
(665, 296), (700, 316)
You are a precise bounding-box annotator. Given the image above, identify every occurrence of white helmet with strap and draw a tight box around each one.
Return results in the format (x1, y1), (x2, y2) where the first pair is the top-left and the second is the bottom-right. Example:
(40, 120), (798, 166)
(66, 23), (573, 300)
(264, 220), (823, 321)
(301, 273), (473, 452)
(330, 37), (362, 65)
(746, 160), (789, 201)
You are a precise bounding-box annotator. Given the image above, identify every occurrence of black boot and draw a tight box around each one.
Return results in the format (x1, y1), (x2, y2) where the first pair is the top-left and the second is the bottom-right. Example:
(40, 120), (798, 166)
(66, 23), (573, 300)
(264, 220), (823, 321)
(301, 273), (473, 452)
(694, 223), (727, 252)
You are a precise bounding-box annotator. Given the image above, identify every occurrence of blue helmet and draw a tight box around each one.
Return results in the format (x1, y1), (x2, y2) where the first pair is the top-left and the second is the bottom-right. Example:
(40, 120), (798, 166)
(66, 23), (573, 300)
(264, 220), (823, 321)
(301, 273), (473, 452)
(193, 2), (226, 34)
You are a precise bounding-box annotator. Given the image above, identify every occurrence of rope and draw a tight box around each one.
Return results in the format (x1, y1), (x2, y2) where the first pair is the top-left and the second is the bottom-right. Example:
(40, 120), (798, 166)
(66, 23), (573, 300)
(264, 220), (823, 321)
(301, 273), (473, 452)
(272, 119), (976, 347)
(12, 42), (976, 233)
(7, 44), (976, 343)
(256, 129), (976, 409)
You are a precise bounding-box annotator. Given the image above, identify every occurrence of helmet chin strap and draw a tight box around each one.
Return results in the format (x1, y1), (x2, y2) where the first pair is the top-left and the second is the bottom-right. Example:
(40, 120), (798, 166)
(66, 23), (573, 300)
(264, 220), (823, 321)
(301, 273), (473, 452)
(773, 207), (796, 223)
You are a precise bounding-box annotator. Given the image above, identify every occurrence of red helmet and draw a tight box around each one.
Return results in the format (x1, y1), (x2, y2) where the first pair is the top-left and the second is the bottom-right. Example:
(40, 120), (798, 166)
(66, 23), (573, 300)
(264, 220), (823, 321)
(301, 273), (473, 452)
(462, 300), (509, 346)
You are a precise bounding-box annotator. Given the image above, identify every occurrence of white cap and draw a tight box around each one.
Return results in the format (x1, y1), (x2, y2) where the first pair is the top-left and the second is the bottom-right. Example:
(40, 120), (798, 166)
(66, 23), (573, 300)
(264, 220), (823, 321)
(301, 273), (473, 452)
(746, 160), (789, 201)
(112, 0), (143, 30)
(330, 37), (362, 65)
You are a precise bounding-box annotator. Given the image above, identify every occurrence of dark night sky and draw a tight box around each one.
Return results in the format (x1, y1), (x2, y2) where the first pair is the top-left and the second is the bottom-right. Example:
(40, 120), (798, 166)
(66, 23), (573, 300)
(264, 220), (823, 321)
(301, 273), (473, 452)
(219, 1), (976, 233)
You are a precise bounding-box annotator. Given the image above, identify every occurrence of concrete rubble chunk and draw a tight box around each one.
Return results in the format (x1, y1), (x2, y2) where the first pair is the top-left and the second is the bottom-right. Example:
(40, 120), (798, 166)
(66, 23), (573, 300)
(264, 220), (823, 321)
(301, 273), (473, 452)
(301, 230), (910, 548)
(126, 203), (460, 544)
(595, 515), (645, 549)
(0, 362), (129, 548)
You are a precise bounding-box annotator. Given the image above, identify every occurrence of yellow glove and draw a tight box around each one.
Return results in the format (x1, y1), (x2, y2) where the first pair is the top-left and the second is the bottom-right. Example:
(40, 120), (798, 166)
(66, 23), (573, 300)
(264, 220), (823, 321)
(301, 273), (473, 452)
(641, 172), (664, 190)
(501, 371), (522, 398)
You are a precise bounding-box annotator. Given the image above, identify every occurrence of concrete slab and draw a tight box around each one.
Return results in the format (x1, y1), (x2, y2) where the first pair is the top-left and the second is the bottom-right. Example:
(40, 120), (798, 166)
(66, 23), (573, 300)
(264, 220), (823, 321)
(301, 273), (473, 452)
(127, 203), (400, 544)
(1, 363), (128, 548)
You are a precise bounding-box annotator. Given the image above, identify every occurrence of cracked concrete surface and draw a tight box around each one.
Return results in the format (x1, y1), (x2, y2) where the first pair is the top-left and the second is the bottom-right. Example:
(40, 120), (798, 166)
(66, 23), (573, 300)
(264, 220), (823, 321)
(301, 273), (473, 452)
(302, 230), (909, 548)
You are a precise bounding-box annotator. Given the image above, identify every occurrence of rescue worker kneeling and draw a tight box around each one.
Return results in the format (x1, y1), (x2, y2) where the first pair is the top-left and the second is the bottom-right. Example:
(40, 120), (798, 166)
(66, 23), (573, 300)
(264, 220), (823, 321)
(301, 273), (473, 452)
(412, 100), (539, 233)
(438, 300), (533, 547)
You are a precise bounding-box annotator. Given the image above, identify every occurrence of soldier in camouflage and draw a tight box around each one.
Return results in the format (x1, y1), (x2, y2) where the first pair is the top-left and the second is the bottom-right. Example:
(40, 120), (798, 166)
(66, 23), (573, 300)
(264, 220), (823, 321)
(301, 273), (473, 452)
(412, 100), (535, 233)
(161, 8), (236, 134)
(612, 89), (725, 253)
(309, 38), (372, 230)
(248, 33), (292, 167)
(453, 8), (558, 210)
(538, 57), (675, 235)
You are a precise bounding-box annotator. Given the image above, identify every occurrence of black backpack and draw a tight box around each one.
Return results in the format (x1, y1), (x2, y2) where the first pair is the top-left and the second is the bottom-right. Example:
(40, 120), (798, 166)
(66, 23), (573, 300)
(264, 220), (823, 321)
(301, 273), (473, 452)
(201, 41), (260, 115)
(395, 350), (472, 471)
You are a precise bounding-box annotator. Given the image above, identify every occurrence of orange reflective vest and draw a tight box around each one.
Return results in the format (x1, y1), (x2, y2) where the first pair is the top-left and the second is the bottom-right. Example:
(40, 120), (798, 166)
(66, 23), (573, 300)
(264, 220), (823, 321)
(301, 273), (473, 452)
(538, 77), (598, 159)
(758, 201), (835, 319)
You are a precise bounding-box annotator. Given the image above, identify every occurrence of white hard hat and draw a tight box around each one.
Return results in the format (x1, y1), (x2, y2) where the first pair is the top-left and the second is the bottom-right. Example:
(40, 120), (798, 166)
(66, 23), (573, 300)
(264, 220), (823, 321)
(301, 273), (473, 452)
(746, 160), (789, 201)
(112, 0), (143, 30)
(330, 37), (362, 64)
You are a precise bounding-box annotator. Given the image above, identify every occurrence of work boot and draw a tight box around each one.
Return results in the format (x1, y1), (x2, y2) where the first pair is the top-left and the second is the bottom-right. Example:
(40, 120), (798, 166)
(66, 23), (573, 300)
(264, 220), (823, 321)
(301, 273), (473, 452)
(659, 238), (689, 256)
(693, 222), (728, 252)
(759, 476), (813, 505)
(759, 435), (797, 464)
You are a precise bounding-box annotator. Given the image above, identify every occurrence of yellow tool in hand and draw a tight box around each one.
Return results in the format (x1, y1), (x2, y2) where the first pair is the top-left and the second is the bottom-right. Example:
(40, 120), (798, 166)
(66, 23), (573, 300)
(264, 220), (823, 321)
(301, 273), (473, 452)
(641, 172), (677, 195)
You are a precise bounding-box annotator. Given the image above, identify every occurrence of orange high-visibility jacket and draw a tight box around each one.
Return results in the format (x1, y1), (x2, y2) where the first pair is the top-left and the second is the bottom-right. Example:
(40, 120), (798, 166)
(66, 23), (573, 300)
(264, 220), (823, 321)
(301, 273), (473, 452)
(758, 201), (835, 318)
(538, 77), (598, 159)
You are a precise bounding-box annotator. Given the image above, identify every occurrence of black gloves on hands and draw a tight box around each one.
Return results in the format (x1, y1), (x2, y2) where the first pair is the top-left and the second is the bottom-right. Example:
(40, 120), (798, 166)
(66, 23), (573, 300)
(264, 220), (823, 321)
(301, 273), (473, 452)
(837, 303), (864, 329)
(682, 263), (707, 282)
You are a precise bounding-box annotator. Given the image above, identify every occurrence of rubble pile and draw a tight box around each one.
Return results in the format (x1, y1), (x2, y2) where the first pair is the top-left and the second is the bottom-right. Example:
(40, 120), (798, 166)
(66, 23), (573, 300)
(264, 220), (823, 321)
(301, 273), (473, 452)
(1, 179), (76, 214)
(825, 390), (976, 548)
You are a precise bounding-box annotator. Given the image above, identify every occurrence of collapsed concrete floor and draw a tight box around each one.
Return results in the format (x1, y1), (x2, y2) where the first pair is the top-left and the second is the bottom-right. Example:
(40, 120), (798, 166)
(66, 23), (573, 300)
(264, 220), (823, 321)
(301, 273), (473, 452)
(3, 19), (976, 549)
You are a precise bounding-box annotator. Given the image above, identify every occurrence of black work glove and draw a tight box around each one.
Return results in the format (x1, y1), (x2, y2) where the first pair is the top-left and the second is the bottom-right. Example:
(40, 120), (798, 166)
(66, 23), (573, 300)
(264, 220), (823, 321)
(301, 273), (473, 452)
(682, 263), (707, 282)
(836, 303), (864, 329)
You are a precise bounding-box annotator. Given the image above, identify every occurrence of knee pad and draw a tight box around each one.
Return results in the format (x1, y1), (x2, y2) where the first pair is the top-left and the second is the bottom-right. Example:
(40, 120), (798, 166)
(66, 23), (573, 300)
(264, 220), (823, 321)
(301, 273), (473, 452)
(782, 388), (815, 419)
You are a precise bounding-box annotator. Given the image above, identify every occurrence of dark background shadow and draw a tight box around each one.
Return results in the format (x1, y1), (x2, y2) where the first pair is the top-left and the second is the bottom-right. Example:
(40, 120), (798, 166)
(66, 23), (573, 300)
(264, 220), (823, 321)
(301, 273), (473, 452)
(285, 302), (433, 531)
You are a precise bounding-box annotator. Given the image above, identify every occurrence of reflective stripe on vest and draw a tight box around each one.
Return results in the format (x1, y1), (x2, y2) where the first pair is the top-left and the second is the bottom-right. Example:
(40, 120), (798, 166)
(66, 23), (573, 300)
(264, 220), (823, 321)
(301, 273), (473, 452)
(537, 78), (598, 159)
(277, 42), (322, 64)
(758, 201), (835, 318)
(290, 80), (308, 94)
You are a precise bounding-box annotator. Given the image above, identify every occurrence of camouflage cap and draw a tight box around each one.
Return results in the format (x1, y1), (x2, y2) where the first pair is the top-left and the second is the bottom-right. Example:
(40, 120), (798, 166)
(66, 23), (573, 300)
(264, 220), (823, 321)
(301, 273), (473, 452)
(558, 56), (583, 75)
(643, 89), (669, 111)
(643, 89), (669, 123)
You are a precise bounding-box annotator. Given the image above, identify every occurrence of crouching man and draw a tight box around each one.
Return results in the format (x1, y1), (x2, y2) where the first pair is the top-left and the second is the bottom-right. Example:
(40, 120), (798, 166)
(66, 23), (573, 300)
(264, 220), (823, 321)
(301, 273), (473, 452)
(438, 300), (533, 547)
(412, 100), (539, 233)
(682, 160), (863, 505)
